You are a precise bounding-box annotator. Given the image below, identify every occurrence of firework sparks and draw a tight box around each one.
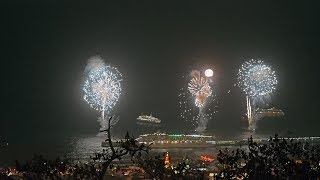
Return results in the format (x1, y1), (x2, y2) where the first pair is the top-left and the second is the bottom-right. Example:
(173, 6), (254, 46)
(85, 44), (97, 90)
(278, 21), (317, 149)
(238, 59), (277, 98)
(237, 59), (277, 130)
(178, 69), (216, 133)
(188, 70), (212, 108)
(246, 96), (252, 126)
(83, 56), (122, 131)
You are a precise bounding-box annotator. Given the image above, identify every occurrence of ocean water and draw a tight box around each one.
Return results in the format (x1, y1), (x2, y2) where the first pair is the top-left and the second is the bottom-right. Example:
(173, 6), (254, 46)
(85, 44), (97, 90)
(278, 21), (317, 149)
(0, 131), (269, 166)
(0, 134), (107, 166)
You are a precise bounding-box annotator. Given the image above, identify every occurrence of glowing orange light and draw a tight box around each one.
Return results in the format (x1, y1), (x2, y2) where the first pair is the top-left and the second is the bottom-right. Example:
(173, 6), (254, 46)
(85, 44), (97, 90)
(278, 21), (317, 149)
(200, 156), (214, 162)
(165, 152), (170, 165)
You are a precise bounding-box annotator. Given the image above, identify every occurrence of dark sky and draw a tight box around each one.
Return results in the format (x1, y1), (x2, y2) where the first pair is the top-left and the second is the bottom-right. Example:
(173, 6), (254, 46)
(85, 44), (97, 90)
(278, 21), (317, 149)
(1, 1), (320, 144)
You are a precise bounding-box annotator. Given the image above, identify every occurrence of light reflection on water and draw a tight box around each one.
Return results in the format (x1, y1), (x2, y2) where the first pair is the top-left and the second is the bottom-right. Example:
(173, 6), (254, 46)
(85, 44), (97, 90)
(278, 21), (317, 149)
(1, 133), (262, 166)
(65, 135), (240, 163)
(0, 135), (108, 166)
(66, 135), (107, 162)
(65, 131), (271, 163)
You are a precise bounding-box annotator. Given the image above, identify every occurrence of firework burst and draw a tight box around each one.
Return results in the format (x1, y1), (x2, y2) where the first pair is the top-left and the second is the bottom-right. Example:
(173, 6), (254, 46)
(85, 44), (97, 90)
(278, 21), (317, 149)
(188, 70), (212, 107)
(237, 59), (277, 130)
(83, 56), (122, 131)
(83, 65), (122, 112)
(178, 69), (216, 133)
(238, 59), (277, 98)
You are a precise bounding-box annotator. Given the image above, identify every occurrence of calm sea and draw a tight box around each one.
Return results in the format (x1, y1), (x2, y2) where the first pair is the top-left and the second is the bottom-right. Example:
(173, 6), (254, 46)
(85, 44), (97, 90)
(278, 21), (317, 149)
(0, 135), (106, 166)
(0, 132), (267, 166)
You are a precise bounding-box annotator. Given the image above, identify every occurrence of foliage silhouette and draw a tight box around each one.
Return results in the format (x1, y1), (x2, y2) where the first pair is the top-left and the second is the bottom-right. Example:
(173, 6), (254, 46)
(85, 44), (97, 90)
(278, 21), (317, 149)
(217, 134), (320, 179)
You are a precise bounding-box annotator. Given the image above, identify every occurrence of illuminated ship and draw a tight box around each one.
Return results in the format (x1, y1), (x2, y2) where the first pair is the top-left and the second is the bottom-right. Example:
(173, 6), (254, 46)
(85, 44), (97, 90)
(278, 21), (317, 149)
(135, 133), (218, 148)
(102, 133), (218, 148)
(136, 113), (161, 126)
(102, 133), (320, 148)
(255, 107), (285, 117)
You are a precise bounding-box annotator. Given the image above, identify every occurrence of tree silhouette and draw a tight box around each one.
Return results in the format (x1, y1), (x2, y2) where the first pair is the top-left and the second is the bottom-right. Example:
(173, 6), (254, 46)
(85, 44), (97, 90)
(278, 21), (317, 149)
(94, 116), (151, 179)
(217, 134), (320, 179)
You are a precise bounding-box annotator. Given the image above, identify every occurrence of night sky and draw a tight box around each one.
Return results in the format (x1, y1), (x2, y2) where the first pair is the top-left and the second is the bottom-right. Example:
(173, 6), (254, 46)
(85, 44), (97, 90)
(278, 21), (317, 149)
(1, 1), (320, 148)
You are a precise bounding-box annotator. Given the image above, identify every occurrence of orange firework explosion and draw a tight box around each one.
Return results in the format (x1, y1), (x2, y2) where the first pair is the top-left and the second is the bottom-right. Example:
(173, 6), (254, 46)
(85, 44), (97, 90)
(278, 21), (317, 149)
(188, 70), (212, 107)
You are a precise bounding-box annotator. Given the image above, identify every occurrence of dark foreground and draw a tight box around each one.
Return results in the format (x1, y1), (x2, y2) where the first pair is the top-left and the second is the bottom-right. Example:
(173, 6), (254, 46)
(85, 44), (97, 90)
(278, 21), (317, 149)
(1, 134), (320, 179)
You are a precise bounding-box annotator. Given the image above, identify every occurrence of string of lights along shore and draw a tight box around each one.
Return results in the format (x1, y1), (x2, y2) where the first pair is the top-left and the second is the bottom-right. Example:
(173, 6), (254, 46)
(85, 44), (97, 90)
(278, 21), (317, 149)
(82, 56), (280, 133)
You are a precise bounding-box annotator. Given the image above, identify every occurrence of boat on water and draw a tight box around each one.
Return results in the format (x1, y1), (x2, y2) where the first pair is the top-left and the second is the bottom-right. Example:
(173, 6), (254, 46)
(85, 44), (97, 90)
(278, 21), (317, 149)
(101, 132), (320, 148)
(136, 133), (218, 148)
(136, 113), (161, 126)
(102, 133), (223, 148)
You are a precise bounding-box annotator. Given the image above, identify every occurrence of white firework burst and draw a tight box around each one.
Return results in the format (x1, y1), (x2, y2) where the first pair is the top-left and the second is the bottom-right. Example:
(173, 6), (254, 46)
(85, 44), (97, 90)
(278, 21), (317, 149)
(238, 59), (277, 98)
(83, 56), (122, 126)
(237, 59), (278, 130)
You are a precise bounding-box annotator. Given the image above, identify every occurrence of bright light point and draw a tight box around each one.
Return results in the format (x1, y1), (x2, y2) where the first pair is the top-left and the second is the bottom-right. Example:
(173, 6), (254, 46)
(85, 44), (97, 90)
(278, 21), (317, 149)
(204, 69), (213, 77)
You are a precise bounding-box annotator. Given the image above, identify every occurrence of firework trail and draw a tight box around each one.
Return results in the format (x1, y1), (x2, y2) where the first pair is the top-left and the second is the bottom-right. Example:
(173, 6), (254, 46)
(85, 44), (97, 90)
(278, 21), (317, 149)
(237, 59), (277, 130)
(178, 69), (216, 133)
(246, 96), (253, 129)
(83, 56), (122, 133)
